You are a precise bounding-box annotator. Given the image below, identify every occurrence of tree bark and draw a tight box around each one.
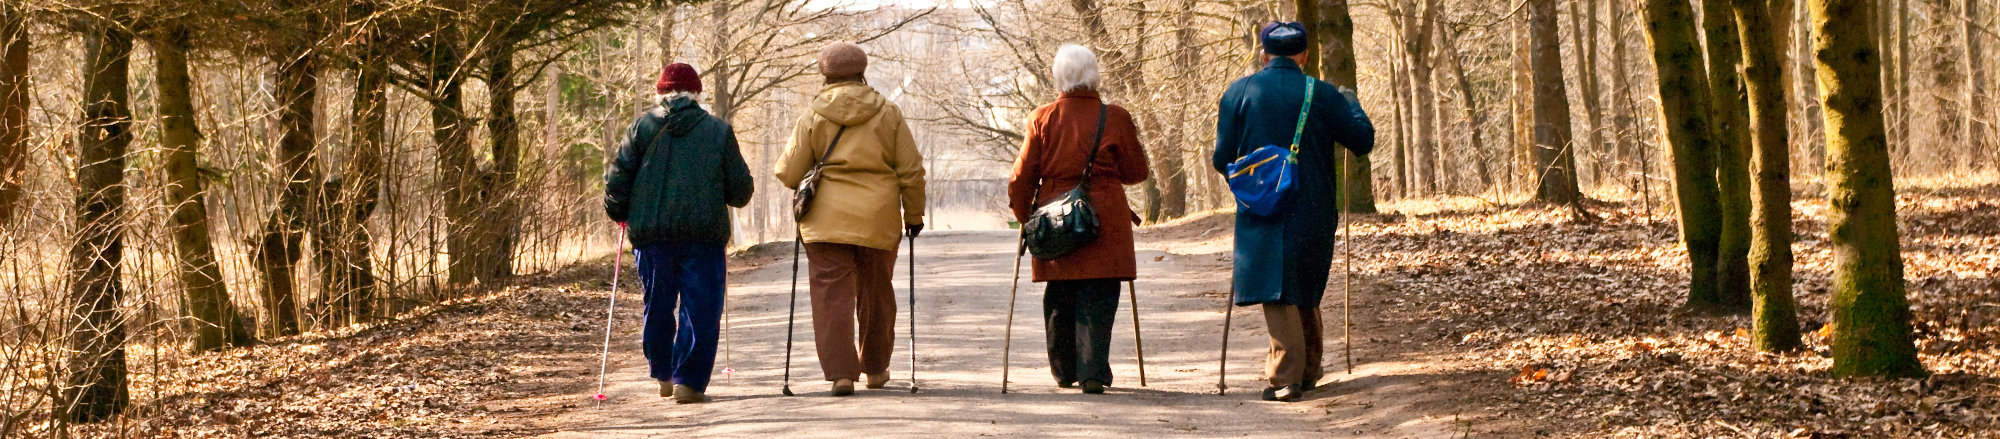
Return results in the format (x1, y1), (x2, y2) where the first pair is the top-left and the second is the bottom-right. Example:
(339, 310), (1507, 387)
(1529, 0), (1582, 204)
(430, 24), (481, 289)
(1158, 0), (1199, 218)
(155, 26), (256, 351)
(1703, 0), (1755, 313)
(63, 22), (133, 423)
(0, 4), (25, 225)
(1929, 0), (1963, 167)
(482, 40), (523, 282)
(1730, 0), (1801, 352)
(1441, 28), (1493, 192)
(252, 35), (320, 335)
(1641, 0), (1725, 312)
(1608, 0), (1639, 190)
(1401, 0), (1441, 196)
(1805, 0), (1924, 378)
(1570, 0), (1607, 188)
(1968, 0), (1989, 164)
(1894, 0), (1912, 160)
(1304, 0), (1375, 212)
(325, 27), (388, 325)
(1512, 12), (1534, 196)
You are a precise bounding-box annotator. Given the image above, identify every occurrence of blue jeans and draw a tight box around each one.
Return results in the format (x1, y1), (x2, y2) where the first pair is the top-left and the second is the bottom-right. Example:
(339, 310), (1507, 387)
(634, 242), (726, 393)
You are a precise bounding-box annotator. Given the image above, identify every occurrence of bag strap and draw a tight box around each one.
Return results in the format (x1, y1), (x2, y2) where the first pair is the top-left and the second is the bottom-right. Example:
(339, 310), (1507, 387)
(1079, 102), (1109, 186)
(810, 125), (850, 171)
(1288, 76), (1314, 157)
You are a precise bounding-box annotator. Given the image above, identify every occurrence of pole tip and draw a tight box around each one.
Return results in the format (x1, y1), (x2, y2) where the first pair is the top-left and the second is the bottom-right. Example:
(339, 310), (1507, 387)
(592, 393), (607, 401)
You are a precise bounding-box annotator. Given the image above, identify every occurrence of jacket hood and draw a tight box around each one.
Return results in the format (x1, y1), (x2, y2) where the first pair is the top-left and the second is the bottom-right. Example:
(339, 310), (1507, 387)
(661, 96), (708, 136)
(810, 82), (885, 127)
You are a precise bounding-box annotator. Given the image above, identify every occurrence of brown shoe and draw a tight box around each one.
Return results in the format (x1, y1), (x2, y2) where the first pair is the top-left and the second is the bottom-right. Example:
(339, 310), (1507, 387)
(672, 384), (706, 404)
(831, 379), (855, 396)
(659, 380), (673, 398)
(866, 373), (890, 389)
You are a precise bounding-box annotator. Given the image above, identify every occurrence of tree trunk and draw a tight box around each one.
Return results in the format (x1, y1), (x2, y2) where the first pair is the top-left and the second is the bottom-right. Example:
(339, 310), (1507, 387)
(1968, 0), (1989, 164)
(1303, 0), (1375, 211)
(1442, 28), (1493, 192)
(1529, 0), (1582, 204)
(482, 41), (523, 282)
(1805, 0), (1924, 378)
(1731, 0), (1801, 352)
(1877, 0), (1898, 157)
(1929, 0), (1962, 168)
(1401, 0), (1440, 196)
(1703, 0), (1755, 313)
(1512, 12), (1534, 196)
(326, 28), (388, 326)
(1641, 0), (1725, 312)
(0, 3), (25, 225)
(1608, 0), (1639, 190)
(62, 22), (133, 423)
(1159, 0), (1199, 219)
(430, 25), (481, 289)
(1570, 0), (1607, 188)
(253, 37), (320, 335)
(1392, 39), (1412, 199)
(1894, 0), (1912, 161)
(155, 26), (256, 351)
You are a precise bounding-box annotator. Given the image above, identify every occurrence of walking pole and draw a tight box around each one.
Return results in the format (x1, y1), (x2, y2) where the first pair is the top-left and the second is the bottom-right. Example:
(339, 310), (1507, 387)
(1217, 287), (1233, 396)
(592, 224), (629, 403)
(1342, 149), (1355, 374)
(1127, 280), (1147, 387)
(781, 233), (803, 396)
(907, 233), (920, 393)
(1001, 235), (1026, 394)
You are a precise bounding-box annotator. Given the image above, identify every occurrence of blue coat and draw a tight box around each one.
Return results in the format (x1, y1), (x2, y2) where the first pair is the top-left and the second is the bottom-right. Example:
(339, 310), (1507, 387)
(1211, 57), (1376, 307)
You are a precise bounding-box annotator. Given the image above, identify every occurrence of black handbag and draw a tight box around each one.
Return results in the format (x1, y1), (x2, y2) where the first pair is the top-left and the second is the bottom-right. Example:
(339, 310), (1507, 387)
(791, 126), (848, 221)
(1024, 103), (1108, 260)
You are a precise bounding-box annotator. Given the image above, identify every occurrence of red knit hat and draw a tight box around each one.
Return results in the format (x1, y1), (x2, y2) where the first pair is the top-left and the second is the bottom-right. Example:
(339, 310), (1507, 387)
(657, 63), (700, 94)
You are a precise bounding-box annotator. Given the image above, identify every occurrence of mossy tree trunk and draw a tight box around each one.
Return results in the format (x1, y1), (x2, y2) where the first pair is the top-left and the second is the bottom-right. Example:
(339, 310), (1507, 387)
(1730, 0), (1801, 352)
(1703, 0), (1754, 313)
(62, 21), (133, 423)
(1806, 0), (1925, 378)
(1641, 0), (1725, 312)
(1302, 0), (1376, 213)
(154, 25), (256, 351)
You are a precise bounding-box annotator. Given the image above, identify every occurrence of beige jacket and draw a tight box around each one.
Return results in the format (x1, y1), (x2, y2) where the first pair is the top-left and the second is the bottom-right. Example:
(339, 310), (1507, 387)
(776, 82), (927, 250)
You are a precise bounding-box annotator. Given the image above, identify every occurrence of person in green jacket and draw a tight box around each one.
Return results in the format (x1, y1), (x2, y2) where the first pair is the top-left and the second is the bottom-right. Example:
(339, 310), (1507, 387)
(604, 63), (753, 404)
(775, 42), (927, 396)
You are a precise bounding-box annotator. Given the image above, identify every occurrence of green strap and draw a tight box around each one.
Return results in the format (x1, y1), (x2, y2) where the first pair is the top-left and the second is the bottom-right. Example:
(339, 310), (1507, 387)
(1288, 76), (1314, 159)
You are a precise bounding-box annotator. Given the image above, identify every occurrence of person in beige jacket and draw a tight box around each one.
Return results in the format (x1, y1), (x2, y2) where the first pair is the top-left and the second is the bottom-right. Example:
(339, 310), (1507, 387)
(775, 42), (926, 397)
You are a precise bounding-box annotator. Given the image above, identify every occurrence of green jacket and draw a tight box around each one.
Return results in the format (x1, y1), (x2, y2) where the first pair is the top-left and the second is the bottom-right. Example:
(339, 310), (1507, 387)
(605, 97), (754, 247)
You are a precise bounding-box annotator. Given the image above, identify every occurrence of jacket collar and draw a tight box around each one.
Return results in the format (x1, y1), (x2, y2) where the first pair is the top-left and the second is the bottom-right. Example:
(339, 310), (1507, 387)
(1058, 88), (1101, 101)
(1264, 56), (1303, 71)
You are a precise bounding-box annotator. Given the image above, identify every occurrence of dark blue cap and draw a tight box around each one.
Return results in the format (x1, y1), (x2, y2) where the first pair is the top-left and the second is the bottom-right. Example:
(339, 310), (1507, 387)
(1260, 22), (1308, 56)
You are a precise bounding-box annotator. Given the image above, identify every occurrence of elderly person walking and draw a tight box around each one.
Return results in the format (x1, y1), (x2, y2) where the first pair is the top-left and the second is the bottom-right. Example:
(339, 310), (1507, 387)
(776, 42), (927, 397)
(603, 63), (754, 404)
(1007, 45), (1151, 395)
(1212, 22), (1375, 402)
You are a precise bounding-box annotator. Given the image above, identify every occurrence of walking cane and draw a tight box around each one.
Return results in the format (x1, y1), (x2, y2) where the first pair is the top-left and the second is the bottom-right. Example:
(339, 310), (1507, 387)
(1000, 234), (1026, 394)
(1217, 287), (1233, 395)
(781, 233), (803, 396)
(592, 224), (629, 403)
(907, 233), (920, 393)
(1342, 145), (1355, 374)
(1127, 280), (1147, 387)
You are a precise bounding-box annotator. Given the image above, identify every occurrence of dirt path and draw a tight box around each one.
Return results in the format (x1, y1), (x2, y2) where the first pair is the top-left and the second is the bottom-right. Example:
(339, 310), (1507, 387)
(534, 227), (1510, 438)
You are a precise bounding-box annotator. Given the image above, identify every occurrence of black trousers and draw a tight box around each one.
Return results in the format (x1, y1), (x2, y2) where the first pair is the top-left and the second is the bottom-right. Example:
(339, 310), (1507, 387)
(1043, 279), (1120, 386)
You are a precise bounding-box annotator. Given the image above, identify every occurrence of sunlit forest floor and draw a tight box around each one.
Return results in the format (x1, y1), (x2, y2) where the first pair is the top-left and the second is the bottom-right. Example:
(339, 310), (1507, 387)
(55, 174), (1998, 438)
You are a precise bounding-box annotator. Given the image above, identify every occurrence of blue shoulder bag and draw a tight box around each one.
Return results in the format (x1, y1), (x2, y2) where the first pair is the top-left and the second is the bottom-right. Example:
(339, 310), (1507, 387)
(1226, 77), (1313, 217)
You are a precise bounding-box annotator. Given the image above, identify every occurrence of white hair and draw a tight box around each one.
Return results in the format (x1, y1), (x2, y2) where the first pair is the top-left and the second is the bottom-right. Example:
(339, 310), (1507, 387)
(657, 91), (701, 105)
(1052, 44), (1100, 94)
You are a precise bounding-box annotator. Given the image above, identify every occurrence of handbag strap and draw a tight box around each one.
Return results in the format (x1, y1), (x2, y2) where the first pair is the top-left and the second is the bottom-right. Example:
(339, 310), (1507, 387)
(1288, 76), (1314, 158)
(1079, 102), (1109, 187)
(810, 125), (849, 171)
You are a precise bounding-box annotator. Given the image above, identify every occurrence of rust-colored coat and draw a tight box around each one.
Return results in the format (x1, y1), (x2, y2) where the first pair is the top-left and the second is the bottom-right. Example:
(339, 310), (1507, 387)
(1008, 89), (1150, 282)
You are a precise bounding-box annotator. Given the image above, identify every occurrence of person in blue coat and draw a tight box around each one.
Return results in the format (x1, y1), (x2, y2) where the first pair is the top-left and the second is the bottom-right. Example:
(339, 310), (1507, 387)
(1211, 21), (1375, 402)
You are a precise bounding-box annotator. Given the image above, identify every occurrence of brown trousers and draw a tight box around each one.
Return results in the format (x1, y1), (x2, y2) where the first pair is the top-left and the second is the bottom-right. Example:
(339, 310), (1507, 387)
(1262, 304), (1325, 388)
(805, 242), (898, 382)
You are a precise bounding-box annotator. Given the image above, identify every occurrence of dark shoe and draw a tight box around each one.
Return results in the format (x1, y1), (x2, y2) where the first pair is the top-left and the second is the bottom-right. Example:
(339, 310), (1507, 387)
(1260, 386), (1282, 401)
(1081, 380), (1106, 394)
(1272, 384), (1304, 402)
(1057, 381), (1076, 389)
(672, 384), (706, 404)
(831, 379), (855, 396)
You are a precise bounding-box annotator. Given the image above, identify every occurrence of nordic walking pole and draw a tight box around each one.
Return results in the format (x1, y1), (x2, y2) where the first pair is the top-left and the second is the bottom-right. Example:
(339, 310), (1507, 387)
(1001, 234), (1026, 394)
(1342, 145), (1355, 374)
(1217, 287), (1233, 395)
(1127, 280), (1147, 387)
(781, 233), (803, 396)
(907, 232), (920, 393)
(593, 224), (628, 403)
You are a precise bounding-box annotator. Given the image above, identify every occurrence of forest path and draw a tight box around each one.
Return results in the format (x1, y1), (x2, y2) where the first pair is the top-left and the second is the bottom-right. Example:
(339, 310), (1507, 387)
(535, 226), (1506, 438)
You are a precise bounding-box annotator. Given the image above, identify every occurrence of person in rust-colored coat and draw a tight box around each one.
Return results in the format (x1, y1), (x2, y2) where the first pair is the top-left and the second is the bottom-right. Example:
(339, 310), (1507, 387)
(1006, 44), (1150, 394)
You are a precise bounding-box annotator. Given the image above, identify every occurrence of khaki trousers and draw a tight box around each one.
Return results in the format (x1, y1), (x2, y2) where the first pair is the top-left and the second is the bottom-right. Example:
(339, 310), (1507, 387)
(1262, 304), (1324, 388)
(805, 242), (899, 382)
